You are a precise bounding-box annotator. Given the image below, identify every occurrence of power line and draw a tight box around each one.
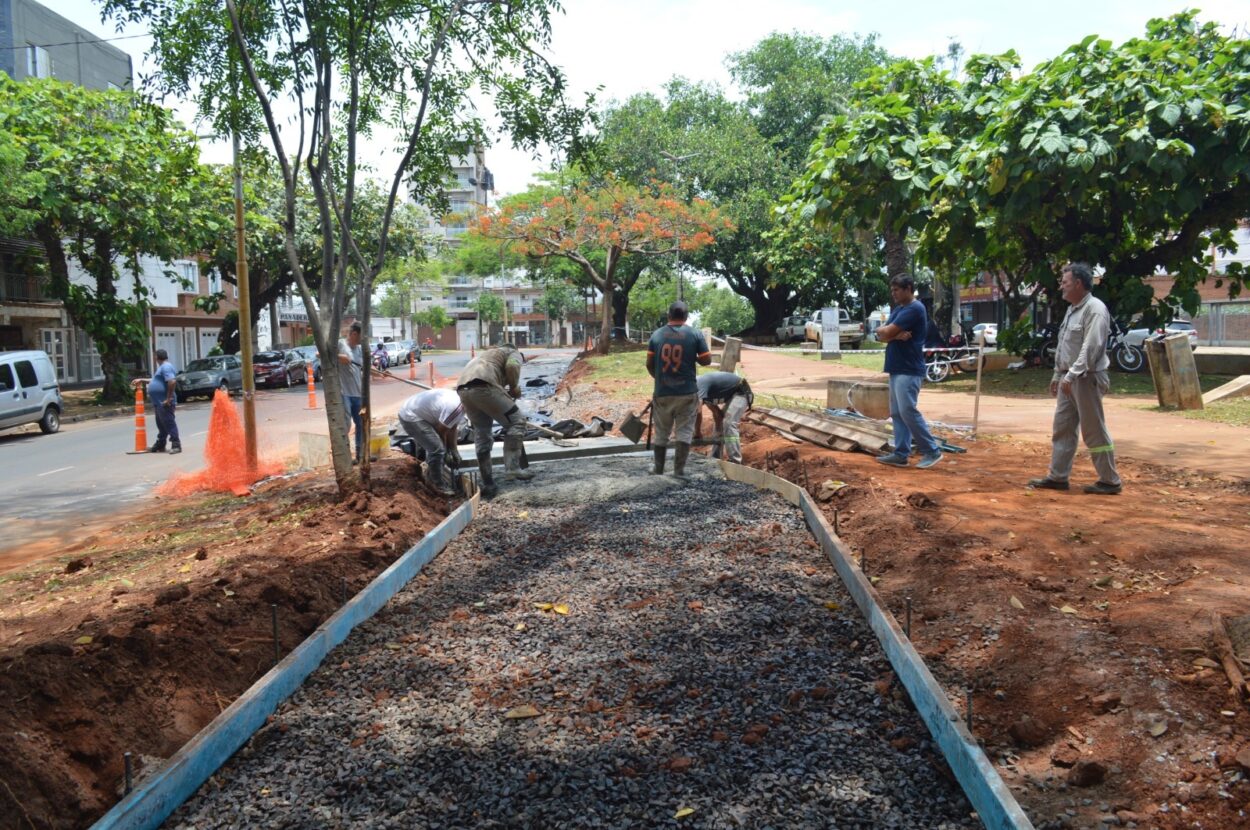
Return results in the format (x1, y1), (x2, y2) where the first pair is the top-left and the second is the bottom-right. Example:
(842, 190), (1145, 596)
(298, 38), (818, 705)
(3, 31), (150, 51)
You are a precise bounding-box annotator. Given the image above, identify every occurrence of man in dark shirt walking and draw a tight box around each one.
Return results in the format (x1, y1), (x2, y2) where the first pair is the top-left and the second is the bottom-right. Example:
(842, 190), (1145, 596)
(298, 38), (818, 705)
(646, 301), (711, 477)
(873, 274), (942, 469)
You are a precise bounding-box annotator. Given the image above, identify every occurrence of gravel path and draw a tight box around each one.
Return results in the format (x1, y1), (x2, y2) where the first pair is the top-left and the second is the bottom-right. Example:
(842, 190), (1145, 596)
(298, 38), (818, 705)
(169, 456), (976, 829)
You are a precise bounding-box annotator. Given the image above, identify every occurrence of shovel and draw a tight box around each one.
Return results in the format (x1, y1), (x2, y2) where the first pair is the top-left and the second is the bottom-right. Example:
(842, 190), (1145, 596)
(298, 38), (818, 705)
(620, 399), (653, 444)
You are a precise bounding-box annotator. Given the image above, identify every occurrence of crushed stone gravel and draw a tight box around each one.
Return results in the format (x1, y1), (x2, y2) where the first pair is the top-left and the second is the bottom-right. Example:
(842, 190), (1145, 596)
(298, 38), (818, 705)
(168, 455), (977, 829)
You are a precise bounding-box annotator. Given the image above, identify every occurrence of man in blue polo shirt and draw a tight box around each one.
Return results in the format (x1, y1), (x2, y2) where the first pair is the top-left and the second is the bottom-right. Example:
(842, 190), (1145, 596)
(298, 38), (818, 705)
(873, 274), (941, 469)
(646, 301), (711, 477)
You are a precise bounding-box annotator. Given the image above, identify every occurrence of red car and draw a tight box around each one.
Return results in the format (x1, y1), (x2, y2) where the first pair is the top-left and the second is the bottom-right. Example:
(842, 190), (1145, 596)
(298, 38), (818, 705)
(252, 349), (307, 387)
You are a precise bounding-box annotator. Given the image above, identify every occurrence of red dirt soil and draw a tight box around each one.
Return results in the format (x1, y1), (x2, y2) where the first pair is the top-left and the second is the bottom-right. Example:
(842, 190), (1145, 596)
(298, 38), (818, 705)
(0, 459), (451, 830)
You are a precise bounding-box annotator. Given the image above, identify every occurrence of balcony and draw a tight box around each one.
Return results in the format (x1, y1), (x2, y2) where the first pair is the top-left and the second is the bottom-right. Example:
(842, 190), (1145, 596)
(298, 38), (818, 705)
(1, 272), (55, 303)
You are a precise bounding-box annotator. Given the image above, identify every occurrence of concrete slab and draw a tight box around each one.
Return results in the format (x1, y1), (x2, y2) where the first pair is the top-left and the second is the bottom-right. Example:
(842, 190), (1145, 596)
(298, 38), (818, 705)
(1203, 374), (1250, 406)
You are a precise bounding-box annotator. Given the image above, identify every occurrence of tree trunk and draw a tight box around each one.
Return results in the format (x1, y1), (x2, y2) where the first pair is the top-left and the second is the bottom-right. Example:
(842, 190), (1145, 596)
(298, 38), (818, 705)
(611, 289), (630, 341)
(597, 281), (614, 355)
(882, 228), (910, 278)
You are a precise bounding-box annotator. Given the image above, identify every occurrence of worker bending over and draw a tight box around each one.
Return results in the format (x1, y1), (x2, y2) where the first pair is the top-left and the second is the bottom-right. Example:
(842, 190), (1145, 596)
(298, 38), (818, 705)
(696, 371), (753, 464)
(456, 344), (531, 498)
(397, 388), (466, 496)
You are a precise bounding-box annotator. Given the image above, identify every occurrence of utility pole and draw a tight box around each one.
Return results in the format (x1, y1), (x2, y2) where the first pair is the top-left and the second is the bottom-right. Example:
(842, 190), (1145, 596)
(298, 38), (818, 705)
(661, 150), (701, 303)
(232, 131), (258, 471)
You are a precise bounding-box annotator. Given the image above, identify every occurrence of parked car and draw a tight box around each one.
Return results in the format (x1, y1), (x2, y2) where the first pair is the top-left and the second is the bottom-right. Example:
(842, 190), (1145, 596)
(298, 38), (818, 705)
(805, 308), (864, 349)
(774, 315), (809, 344)
(970, 323), (998, 346)
(177, 355), (244, 400)
(0, 350), (63, 435)
(398, 339), (422, 363)
(289, 345), (322, 382)
(1121, 319), (1198, 351)
(382, 341), (409, 366)
(253, 349), (307, 387)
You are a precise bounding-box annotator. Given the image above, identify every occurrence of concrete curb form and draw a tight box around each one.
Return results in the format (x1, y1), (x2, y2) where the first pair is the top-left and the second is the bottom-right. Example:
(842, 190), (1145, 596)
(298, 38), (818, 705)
(717, 459), (1035, 830)
(89, 496), (478, 830)
(64, 407), (131, 424)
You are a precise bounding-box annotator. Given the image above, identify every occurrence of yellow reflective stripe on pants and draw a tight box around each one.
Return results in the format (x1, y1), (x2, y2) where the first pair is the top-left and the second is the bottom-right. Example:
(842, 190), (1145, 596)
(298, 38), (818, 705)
(1088, 444), (1115, 454)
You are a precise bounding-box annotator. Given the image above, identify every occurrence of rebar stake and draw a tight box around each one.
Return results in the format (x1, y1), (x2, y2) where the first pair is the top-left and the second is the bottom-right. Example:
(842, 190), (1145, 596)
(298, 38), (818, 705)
(271, 604), (279, 663)
(905, 596), (912, 638)
(966, 688), (973, 731)
(124, 752), (133, 795)
(833, 508), (840, 535)
(341, 577), (347, 605)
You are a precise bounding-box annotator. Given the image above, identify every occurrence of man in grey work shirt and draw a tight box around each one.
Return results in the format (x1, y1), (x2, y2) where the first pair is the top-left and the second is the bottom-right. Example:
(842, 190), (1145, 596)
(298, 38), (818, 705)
(1028, 262), (1122, 495)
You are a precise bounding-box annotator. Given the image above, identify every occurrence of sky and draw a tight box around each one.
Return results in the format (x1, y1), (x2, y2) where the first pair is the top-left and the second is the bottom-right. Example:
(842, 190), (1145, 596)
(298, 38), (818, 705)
(34, 0), (1250, 198)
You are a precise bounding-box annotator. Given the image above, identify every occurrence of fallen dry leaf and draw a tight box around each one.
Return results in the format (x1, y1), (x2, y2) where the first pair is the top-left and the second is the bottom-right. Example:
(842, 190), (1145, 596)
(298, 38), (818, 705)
(1192, 657), (1220, 669)
(1058, 605), (1078, 615)
(1148, 721), (1168, 737)
(1009, 596), (1024, 610)
(504, 705), (541, 719)
(674, 807), (695, 819)
(514, 623), (527, 632)
(74, 635), (93, 645)
(533, 602), (554, 611)
(553, 604), (570, 616)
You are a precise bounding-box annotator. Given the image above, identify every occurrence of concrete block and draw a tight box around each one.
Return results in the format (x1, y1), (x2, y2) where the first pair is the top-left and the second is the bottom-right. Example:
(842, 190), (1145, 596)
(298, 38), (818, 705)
(1202, 374), (1250, 406)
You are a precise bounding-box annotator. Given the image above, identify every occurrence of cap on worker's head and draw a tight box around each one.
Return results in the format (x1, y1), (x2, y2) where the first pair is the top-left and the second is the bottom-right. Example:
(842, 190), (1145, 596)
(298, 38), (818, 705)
(668, 301), (689, 322)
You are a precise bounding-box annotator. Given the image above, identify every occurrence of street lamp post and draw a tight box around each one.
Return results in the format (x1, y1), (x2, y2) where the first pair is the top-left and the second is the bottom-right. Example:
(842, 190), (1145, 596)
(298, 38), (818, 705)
(661, 150), (700, 303)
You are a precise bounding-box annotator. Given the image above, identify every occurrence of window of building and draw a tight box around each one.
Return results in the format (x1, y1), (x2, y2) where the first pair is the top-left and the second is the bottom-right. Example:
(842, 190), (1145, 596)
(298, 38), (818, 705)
(27, 45), (51, 79)
(208, 268), (222, 294)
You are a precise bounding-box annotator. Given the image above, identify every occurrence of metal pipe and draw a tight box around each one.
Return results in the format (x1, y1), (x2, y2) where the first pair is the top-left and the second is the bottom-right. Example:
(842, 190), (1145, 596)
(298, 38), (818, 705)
(124, 752), (133, 794)
(905, 596), (912, 638)
(270, 604), (279, 663)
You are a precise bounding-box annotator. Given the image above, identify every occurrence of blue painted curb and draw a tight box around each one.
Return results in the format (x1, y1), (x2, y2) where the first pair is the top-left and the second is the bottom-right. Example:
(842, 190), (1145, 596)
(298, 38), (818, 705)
(90, 496), (477, 830)
(718, 460), (1034, 830)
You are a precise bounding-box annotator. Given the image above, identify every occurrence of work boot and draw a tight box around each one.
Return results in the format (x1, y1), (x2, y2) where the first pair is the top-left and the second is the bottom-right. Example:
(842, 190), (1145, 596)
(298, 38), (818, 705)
(169, 443), (182, 455)
(673, 442), (691, 478)
(148, 444), (166, 453)
(651, 446), (667, 475)
(423, 460), (455, 497)
(476, 451), (498, 499)
(503, 437), (534, 482)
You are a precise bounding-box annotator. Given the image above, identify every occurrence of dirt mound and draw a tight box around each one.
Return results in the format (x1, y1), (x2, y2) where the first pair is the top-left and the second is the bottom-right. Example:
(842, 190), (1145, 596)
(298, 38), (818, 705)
(0, 457), (452, 830)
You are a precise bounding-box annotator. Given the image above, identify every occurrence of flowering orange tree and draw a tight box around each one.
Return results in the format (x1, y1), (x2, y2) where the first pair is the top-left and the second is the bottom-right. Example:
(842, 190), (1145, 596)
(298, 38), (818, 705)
(474, 178), (732, 353)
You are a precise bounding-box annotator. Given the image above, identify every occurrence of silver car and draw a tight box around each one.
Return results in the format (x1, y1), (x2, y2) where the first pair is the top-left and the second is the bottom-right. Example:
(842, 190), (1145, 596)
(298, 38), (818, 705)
(176, 355), (244, 400)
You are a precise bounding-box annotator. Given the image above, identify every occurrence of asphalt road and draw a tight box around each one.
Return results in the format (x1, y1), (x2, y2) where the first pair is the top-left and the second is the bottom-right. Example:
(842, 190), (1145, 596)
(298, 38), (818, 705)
(0, 350), (576, 567)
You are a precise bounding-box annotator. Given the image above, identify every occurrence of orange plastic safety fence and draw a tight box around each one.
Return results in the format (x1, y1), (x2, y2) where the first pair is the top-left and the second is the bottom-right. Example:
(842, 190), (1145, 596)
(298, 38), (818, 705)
(158, 390), (282, 497)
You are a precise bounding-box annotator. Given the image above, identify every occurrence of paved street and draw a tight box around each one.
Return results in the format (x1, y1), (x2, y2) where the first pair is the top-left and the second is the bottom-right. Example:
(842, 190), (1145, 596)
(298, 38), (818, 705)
(0, 349), (575, 567)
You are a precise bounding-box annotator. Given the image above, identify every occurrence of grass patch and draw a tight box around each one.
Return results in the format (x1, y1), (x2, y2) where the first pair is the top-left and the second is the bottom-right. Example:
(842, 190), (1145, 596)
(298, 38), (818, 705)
(1173, 396), (1250, 428)
(793, 351), (887, 371)
(583, 353), (653, 399)
(937, 366), (1235, 397)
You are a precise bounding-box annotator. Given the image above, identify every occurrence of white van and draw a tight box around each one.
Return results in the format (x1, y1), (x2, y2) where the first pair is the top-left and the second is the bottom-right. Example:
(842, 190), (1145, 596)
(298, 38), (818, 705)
(0, 350), (64, 434)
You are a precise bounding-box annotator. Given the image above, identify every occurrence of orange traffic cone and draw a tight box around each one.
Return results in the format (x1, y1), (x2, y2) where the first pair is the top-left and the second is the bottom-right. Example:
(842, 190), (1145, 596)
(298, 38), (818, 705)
(306, 364), (317, 409)
(133, 386), (147, 452)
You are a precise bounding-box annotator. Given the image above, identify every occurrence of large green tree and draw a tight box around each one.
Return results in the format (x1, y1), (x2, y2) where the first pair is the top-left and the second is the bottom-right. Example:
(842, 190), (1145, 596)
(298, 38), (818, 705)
(0, 78), (222, 401)
(108, 0), (592, 490)
(930, 14), (1250, 322)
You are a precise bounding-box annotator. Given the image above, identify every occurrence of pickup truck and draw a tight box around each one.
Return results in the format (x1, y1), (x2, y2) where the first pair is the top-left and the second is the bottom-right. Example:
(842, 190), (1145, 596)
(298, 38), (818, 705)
(774, 315), (809, 343)
(805, 308), (864, 350)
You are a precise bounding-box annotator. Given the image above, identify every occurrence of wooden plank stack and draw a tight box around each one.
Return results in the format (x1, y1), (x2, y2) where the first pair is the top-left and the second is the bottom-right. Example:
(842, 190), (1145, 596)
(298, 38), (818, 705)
(745, 406), (891, 455)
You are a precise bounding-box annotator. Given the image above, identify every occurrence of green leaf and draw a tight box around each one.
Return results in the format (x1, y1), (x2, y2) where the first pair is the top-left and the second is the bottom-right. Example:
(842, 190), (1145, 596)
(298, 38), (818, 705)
(1159, 103), (1182, 127)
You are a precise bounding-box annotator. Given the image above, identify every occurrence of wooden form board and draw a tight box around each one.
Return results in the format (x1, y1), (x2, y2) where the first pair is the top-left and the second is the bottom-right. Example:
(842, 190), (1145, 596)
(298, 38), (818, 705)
(1146, 334), (1204, 410)
(90, 498), (478, 830)
(718, 459), (1036, 830)
(746, 406), (891, 454)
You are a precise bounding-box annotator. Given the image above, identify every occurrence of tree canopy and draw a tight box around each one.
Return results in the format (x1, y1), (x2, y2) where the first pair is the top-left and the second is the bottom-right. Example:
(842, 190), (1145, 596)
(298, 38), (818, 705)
(0, 77), (222, 400)
(786, 12), (1250, 325)
(473, 178), (731, 353)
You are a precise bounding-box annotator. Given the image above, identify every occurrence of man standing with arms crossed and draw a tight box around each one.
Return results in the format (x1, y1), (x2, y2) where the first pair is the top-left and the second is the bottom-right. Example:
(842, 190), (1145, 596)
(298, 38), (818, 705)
(646, 301), (712, 477)
(1028, 262), (1121, 494)
(874, 274), (942, 469)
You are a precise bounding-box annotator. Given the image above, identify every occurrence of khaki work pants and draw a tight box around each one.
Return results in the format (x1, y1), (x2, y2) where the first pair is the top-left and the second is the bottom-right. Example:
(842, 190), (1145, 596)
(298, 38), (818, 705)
(457, 383), (525, 457)
(652, 394), (698, 447)
(1047, 371), (1120, 486)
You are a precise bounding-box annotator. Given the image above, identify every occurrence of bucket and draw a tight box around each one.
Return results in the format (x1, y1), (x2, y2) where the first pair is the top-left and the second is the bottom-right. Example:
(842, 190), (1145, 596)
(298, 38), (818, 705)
(369, 428), (389, 457)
